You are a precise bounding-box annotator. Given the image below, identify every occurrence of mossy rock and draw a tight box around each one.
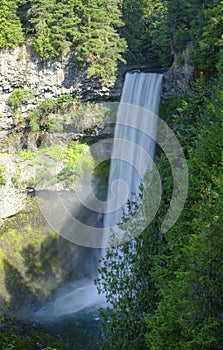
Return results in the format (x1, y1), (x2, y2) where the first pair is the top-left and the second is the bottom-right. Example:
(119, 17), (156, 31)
(0, 198), (96, 310)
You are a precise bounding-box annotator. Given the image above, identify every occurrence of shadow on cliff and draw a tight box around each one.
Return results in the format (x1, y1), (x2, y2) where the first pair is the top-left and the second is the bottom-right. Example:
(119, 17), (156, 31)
(62, 51), (79, 90)
(1, 233), (99, 312)
(2, 259), (36, 310)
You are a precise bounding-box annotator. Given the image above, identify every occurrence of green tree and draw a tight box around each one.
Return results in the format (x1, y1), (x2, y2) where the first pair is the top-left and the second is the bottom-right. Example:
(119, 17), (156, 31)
(28, 0), (81, 59)
(121, 0), (151, 64)
(76, 0), (126, 84)
(96, 158), (172, 349)
(145, 75), (223, 349)
(96, 68), (223, 350)
(122, 0), (172, 66)
(0, 0), (24, 48)
(183, 0), (223, 75)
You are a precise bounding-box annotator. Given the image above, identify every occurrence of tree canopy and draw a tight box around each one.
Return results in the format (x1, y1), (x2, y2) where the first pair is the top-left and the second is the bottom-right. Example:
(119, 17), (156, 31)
(0, 0), (222, 83)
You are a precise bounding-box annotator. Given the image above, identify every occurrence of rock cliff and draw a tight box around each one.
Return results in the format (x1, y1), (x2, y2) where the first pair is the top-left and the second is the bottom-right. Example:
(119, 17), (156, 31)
(0, 43), (123, 130)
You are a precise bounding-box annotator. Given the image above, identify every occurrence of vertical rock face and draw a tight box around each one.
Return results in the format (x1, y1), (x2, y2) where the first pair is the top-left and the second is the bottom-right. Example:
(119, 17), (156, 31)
(0, 43), (193, 132)
(162, 50), (194, 97)
(0, 43), (123, 131)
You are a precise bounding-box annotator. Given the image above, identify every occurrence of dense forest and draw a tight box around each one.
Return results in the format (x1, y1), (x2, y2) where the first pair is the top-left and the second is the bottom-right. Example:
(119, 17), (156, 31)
(0, 0), (222, 82)
(0, 0), (223, 349)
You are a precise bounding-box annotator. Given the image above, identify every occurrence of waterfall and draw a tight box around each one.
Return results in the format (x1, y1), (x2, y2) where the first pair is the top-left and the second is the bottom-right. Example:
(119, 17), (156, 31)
(103, 72), (163, 246)
(31, 71), (163, 322)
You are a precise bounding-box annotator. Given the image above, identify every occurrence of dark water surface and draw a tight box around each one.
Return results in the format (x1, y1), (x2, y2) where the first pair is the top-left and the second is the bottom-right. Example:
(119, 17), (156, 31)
(27, 279), (106, 349)
(41, 307), (103, 350)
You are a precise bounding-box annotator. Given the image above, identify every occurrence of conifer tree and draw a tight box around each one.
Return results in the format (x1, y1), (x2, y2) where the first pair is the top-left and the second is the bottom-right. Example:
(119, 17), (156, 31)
(122, 0), (172, 66)
(96, 160), (172, 349)
(190, 0), (223, 72)
(76, 0), (126, 84)
(145, 75), (223, 349)
(0, 0), (24, 48)
(28, 0), (81, 59)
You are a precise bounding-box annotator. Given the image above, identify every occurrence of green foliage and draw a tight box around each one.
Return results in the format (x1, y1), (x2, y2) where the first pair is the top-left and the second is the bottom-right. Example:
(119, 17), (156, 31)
(122, 0), (223, 72)
(57, 141), (95, 185)
(19, 145), (64, 163)
(25, 0), (126, 83)
(18, 150), (38, 161)
(122, 0), (172, 66)
(0, 311), (65, 350)
(0, 165), (6, 185)
(96, 154), (172, 349)
(11, 166), (22, 188)
(1, 0), (222, 82)
(28, 0), (81, 60)
(0, 201), (78, 308)
(29, 97), (64, 132)
(0, 0), (127, 84)
(0, 331), (65, 350)
(76, 0), (126, 83)
(0, 0), (24, 48)
(146, 81), (223, 349)
(28, 94), (82, 132)
(36, 166), (53, 184)
(17, 142), (98, 188)
(188, 0), (223, 74)
(145, 76), (223, 349)
(56, 93), (76, 107)
(93, 159), (110, 179)
(8, 88), (33, 108)
(40, 144), (64, 162)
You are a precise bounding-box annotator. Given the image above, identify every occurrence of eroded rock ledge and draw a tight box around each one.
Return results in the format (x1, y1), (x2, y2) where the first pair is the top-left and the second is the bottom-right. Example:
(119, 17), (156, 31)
(0, 43), (193, 130)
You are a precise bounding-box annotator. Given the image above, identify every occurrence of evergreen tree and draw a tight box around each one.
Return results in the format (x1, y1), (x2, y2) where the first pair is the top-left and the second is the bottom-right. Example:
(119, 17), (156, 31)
(96, 52), (223, 349)
(28, 0), (81, 59)
(0, 0), (24, 48)
(96, 160), (172, 349)
(122, 0), (172, 66)
(121, 0), (151, 64)
(190, 0), (223, 73)
(145, 75), (223, 349)
(76, 0), (126, 84)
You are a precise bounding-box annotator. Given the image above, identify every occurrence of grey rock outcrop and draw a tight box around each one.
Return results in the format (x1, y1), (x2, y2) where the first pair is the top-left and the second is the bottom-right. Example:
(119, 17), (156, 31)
(0, 43), (123, 131)
(162, 50), (194, 97)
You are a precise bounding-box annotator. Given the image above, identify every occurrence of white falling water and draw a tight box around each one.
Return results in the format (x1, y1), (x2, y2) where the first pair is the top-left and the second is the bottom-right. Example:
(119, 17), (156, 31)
(103, 72), (163, 244)
(33, 279), (106, 321)
(31, 71), (163, 320)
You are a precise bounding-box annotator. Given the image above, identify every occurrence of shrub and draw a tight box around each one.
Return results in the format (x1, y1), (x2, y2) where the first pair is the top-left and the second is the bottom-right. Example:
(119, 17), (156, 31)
(57, 141), (95, 185)
(8, 88), (33, 108)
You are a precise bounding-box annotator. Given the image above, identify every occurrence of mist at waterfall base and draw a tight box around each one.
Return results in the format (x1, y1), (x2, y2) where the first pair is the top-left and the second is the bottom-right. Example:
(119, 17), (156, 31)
(28, 72), (163, 349)
(33, 279), (105, 350)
